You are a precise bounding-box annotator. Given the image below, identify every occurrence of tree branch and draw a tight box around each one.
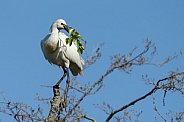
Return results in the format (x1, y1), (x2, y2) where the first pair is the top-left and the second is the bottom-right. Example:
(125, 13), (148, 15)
(45, 85), (62, 122)
(105, 71), (184, 121)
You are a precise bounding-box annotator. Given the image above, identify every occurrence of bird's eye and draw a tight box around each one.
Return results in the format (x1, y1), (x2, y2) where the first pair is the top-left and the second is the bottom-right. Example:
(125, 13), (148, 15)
(61, 23), (64, 25)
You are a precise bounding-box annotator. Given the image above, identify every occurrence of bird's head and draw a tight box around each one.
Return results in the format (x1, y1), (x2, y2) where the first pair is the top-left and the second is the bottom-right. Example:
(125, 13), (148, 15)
(50, 19), (69, 33)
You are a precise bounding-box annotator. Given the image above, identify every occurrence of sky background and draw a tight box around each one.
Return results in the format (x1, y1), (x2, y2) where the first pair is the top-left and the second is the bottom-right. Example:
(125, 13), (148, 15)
(0, 0), (184, 122)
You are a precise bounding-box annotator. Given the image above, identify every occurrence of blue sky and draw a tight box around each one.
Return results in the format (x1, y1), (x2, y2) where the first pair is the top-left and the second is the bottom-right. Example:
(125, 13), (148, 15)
(0, 1), (184, 121)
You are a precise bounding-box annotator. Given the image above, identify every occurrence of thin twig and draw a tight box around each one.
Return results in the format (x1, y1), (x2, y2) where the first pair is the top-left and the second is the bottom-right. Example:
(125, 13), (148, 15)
(152, 93), (166, 121)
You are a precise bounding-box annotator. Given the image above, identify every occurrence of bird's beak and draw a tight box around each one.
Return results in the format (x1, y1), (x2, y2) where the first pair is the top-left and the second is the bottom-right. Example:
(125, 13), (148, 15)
(64, 25), (69, 33)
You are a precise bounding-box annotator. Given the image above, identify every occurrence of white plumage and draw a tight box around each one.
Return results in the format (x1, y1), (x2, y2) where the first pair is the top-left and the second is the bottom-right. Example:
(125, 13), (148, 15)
(41, 19), (84, 80)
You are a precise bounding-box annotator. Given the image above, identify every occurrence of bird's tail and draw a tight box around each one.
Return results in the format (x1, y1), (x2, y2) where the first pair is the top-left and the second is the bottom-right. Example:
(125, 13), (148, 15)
(79, 70), (84, 76)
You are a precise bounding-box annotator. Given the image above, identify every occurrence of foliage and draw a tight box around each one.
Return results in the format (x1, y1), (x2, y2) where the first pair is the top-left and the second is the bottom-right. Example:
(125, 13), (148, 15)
(66, 27), (86, 54)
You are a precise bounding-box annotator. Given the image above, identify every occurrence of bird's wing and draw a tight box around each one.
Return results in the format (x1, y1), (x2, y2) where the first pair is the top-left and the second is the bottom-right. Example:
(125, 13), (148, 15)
(40, 33), (68, 66)
(40, 34), (51, 60)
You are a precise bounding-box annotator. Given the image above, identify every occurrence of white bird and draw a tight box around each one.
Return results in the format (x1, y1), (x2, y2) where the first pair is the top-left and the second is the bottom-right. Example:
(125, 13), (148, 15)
(41, 19), (84, 86)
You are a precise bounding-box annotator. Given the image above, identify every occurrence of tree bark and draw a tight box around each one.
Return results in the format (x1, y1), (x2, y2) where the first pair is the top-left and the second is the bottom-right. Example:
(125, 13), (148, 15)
(45, 85), (61, 122)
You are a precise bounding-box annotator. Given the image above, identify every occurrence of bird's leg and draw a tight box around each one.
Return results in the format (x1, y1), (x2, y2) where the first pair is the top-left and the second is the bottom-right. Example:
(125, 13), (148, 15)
(66, 68), (70, 83)
(55, 67), (67, 86)
(63, 68), (70, 102)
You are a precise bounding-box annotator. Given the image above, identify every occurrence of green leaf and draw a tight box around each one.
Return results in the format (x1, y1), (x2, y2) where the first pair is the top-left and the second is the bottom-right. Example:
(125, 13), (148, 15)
(73, 39), (78, 46)
(75, 40), (82, 47)
(77, 35), (82, 39)
(78, 40), (82, 46)
(77, 48), (83, 54)
(72, 31), (79, 37)
(68, 28), (75, 35)
(66, 38), (69, 44)
(66, 38), (72, 46)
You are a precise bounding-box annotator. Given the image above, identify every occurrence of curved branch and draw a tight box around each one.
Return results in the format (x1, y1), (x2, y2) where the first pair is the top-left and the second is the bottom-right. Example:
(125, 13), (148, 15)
(105, 72), (184, 122)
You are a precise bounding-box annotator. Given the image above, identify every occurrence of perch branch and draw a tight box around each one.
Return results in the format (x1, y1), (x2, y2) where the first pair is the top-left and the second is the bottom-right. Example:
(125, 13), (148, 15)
(45, 85), (61, 122)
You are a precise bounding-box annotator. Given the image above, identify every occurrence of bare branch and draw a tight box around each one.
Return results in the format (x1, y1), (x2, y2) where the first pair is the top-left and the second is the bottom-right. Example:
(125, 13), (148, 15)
(0, 100), (44, 121)
(105, 71), (184, 122)
(83, 114), (96, 122)
(83, 43), (103, 70)
(152, 94), (167, 121)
